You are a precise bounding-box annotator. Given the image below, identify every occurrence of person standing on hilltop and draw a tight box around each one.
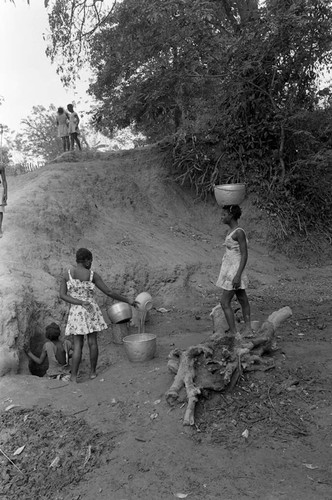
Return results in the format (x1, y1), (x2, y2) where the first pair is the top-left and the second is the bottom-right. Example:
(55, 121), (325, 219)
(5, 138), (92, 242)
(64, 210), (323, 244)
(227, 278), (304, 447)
(60, 248), (135, 382)
(216, 205), (252, 337)
(56, 107), (70, 152)
(0, 162), (8, 238)
(67, 103), (82, 151)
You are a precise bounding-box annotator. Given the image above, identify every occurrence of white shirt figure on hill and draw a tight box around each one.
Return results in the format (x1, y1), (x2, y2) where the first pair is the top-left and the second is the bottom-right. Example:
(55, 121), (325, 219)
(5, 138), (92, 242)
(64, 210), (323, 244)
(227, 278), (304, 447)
(67, 103), (82, 151)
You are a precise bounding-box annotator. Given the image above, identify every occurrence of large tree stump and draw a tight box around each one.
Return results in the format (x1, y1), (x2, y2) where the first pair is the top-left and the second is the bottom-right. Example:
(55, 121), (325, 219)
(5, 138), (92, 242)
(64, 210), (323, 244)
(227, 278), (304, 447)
(165, 306), (292, 426)
(166, 345), (213, 425)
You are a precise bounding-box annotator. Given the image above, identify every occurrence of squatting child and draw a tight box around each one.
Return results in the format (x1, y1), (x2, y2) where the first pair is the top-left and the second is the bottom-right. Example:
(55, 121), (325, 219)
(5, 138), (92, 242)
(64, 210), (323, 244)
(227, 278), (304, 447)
(26, 323), (72, 379)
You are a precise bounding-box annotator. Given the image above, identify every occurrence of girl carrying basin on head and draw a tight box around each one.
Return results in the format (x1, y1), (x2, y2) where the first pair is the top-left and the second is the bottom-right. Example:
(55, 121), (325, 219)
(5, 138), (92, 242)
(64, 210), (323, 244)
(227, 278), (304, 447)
(60, 248), (135, 382)
(216, 205), (252, 337)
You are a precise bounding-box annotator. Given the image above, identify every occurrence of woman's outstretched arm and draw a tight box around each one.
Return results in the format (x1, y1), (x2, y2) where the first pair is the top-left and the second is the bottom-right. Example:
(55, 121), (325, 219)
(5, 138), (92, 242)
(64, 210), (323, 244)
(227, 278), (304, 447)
(94, 272), (133, 304)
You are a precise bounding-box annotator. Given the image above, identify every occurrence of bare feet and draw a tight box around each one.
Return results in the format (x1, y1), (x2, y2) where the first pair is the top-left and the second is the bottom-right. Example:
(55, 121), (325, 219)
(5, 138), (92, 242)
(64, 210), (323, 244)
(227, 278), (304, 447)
(90, 373), (97, 380)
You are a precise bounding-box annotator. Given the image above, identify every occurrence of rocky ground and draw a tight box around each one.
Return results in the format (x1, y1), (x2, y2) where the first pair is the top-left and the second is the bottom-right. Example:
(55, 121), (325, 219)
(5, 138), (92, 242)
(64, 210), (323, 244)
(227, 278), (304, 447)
(0, 147), (331, 499)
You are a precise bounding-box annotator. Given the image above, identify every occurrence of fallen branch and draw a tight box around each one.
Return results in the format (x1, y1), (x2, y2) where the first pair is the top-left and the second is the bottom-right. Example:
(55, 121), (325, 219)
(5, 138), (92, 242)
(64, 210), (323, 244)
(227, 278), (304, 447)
(0, 447), (25, 475)
(72, 408), (89, 416)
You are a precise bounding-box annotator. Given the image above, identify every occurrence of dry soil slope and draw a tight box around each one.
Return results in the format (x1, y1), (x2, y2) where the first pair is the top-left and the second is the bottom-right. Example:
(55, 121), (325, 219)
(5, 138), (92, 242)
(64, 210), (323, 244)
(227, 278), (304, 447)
(0, 147), (226, 375)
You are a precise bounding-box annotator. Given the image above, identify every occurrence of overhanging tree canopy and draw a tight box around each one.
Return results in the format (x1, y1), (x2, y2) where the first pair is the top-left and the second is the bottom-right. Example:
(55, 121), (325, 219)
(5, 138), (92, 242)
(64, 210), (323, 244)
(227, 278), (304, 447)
(43, 1), (332, 141)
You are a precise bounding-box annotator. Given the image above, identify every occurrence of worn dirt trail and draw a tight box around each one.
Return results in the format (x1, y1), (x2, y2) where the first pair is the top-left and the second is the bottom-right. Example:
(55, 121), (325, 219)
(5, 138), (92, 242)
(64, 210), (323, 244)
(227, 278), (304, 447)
(0, 147), (331, 499)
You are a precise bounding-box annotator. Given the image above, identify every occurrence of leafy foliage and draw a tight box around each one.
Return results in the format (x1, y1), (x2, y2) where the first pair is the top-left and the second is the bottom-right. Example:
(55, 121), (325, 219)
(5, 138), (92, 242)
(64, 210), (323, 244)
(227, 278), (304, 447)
(87, 0), (233, 139)
(166, 0), (332, 250)
(0, 147), (11, 169)
(14, 104), (61, 161)
(45, 0), (116, 86)
(43, 0), (261, 138)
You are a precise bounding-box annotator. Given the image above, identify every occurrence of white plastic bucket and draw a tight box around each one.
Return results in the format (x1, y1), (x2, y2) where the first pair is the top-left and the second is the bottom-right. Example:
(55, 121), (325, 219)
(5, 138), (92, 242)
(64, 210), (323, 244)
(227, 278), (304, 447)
(135, 292), (153, 311)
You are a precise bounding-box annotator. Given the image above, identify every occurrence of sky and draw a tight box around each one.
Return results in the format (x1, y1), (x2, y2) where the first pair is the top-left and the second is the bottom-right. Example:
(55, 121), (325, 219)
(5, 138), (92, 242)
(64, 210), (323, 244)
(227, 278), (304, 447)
(0, 0), (93, 133)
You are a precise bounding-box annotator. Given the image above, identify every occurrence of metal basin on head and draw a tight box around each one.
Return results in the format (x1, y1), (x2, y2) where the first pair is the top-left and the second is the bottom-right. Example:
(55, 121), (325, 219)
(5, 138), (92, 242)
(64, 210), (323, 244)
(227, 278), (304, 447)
(214, 184), (246, 206)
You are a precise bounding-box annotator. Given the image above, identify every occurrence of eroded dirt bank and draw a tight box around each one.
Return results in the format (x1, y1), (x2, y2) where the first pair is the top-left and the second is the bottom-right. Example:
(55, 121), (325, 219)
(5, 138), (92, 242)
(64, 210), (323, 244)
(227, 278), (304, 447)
(0, 147), (331, 499)
(0, 146), (276, 374)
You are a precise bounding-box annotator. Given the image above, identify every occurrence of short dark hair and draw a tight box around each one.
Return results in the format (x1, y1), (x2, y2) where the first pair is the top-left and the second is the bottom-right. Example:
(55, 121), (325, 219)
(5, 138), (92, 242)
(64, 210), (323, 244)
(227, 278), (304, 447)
(58, 107), (64, 114)
(76, 248), (93, 263)
(45, 323), (61, 341)
(67, 103), (74, 112)
(223, 205), (242, 220)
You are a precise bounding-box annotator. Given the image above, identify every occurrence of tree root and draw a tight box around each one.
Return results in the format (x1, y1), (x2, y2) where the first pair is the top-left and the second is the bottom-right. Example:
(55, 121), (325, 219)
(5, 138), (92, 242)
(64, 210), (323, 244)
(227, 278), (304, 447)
(165, 306), (292, 426)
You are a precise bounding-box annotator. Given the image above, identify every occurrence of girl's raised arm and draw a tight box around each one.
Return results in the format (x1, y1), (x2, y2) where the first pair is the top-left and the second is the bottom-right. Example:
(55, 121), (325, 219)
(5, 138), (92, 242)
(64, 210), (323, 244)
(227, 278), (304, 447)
(94, 272), (133, 304)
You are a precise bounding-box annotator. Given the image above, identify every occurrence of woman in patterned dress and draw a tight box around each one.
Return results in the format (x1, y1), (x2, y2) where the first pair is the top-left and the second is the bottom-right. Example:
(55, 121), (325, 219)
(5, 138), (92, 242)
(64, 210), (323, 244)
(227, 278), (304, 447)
(60, 248), (135, 382)
(216, 205), (252, 337)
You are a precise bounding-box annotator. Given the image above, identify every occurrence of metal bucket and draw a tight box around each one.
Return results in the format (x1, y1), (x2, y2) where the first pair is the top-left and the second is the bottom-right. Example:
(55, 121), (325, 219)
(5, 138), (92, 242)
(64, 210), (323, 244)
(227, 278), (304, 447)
(123, 333), (157, 362)
(107, 302), (132, 324)
(214, 184), (246, 206)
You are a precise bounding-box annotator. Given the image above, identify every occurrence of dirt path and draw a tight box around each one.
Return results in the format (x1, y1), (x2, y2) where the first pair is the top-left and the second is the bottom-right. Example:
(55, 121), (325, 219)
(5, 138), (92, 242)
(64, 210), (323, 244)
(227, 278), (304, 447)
(0, 148), (332, 499)
(1, 299), (332, 500)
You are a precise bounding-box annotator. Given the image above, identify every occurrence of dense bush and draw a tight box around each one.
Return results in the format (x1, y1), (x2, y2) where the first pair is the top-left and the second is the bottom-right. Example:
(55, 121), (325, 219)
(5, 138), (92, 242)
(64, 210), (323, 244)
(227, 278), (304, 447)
(165, 1), (332, 253)
(168, 108), (332, 255)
